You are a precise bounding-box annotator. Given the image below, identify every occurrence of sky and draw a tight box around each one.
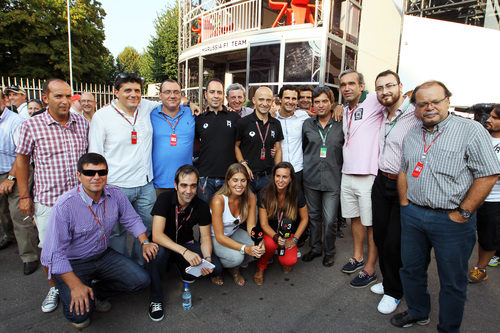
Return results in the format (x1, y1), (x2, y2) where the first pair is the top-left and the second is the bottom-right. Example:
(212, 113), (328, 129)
(100, 0), (176, 57)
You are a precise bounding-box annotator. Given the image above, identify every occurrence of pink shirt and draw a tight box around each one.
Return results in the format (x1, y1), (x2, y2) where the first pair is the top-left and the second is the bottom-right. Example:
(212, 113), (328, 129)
(342, 92), (384, 175)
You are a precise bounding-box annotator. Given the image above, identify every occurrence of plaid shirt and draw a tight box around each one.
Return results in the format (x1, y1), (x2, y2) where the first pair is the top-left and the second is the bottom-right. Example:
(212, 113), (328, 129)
(16, 111), (89, 206)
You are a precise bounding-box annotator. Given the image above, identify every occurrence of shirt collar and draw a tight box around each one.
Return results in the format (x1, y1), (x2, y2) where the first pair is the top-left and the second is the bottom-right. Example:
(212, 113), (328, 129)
(422, 112), (453, 132)
(313, 114), (333, 127)
(43, 109), (77, 126)
(157, 106), (184, 119)
(77, 183), (109, 205)
(275, 110), (296, 119)
(345, 90), (368, 108)
(383, 97), (411, 120)
(0, 107), (11, 122)
(204, 105), (228, 115)
(169, 190), (195, 211)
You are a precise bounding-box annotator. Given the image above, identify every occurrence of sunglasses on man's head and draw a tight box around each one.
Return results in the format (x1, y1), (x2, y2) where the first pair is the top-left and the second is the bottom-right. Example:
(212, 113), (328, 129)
(116, 73), (144, 82)
(81, 169), (108, 177)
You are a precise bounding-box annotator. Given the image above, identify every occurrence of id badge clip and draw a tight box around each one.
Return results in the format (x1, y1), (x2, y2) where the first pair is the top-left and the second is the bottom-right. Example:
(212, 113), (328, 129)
(260, 148), (266, 160)
(131, 131), (137, 145)
(320, 147), (327, 158)
(170, 134), (177, 146)
(412, 162), (424, 178)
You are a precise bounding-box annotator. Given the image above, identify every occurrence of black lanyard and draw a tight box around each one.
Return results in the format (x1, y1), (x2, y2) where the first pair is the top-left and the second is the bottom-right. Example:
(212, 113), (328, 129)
(175, 205), (193, 243)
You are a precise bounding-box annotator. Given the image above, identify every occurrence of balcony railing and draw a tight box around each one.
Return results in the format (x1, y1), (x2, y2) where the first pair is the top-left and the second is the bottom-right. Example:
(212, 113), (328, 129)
(179, 0), (324, 52)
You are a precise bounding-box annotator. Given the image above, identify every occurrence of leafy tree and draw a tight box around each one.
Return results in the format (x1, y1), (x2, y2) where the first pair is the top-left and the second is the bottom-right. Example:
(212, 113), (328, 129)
(116, 46), (141, 74)
(143, 4), (179, 82)
(0, 0), (112, 83)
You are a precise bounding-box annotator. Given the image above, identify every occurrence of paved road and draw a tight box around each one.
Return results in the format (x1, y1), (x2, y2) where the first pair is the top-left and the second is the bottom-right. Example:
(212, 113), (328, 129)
(1, 224), (499, 332)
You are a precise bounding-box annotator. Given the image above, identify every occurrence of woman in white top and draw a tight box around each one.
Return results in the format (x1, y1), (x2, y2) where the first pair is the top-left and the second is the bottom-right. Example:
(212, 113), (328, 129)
(210, 163), (264, 286)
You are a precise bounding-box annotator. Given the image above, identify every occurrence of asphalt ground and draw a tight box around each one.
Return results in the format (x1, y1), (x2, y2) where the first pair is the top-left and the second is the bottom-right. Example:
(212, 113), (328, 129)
(1, 222), (499, 333)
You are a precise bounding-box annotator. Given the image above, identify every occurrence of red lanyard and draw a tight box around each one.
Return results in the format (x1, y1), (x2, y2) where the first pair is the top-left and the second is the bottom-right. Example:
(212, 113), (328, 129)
(175, 205), (193, 243)
(161, 112), (181, 134)
(422, 129), (445, 155)
(112, 102), (138, 130)
(77, 188), (106, 246)
(276, 210), (284, 232)
(255, 121), (270, 148)
(345, 104), (361, 146)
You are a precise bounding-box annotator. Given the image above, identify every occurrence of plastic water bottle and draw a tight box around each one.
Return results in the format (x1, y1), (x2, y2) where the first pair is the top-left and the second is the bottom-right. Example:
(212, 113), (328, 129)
(182, 283), (192, 310)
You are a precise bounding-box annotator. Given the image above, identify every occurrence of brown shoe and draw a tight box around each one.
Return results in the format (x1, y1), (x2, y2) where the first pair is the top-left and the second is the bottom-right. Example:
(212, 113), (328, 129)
(253, 268), (264, 285)
(282, 265), (293, 273)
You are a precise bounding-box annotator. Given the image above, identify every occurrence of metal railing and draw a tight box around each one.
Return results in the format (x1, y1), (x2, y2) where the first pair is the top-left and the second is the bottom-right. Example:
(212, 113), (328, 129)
(1, 76), (114, 110)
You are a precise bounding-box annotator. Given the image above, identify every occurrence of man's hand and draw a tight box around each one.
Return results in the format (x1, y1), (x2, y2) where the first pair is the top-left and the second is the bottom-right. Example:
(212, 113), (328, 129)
(183, 249), (202, 266)
(189, 103), (201, 116)
(242, 164), (254, 181)
(19, 198), (34, 216)
(400, 199), (409, 207)
(0, 178), (15, 195)
(69, 282), (94, 316)
(142, 242), (159, 262)
(448, 210), (467, 223)
(332, 104), (344, 122)
(270, 145), (277, 158)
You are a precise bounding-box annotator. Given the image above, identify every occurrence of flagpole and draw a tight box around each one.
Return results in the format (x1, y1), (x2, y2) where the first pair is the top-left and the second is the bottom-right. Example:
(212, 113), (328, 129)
(66, 0), (73, 92)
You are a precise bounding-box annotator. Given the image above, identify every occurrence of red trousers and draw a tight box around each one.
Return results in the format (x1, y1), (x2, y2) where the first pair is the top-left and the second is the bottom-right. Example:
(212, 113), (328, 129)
(257, 233), (297, 270)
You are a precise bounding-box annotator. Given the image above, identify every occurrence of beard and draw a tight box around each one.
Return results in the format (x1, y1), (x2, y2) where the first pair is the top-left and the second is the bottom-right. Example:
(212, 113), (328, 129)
(379, 91), (401, 107)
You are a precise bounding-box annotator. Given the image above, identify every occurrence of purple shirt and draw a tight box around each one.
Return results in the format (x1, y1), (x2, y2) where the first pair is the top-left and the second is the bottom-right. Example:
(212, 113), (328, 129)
(41, 184), (146, 278)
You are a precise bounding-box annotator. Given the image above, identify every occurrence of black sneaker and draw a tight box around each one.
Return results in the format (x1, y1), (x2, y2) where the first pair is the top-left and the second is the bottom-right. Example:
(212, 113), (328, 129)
(391, 311), (430, 328)
(148, 302), (164, 322)
(181, 272), (196, 284)
(341, 257), (365, 273)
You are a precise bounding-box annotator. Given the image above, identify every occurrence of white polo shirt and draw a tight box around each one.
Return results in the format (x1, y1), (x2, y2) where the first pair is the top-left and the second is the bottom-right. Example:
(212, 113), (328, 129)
(88, 98), (160, 188)
(275, 109), (309, 172)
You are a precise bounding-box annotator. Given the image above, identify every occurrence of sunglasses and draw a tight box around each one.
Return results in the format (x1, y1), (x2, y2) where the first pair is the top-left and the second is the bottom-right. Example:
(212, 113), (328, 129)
(233, 219), (241, 230)
(81, 169), (108, 177)
(313, 86), (331, 94)
(115, 73), (145, 82)
(28, 98), (42, 104)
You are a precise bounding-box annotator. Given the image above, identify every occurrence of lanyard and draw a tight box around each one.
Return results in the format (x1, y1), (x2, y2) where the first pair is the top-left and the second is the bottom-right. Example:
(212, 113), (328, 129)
(161, 112), (181, 134)
(422, 129), (445, 159)
(384, 100), (411, 140)
(77, 188), (106, 246)
(255, 121), (270, 148)
(345, 103), (361, 146)
(111, 101), (138, 130)
(318, 124), (333, 146)
(276, 210), (284, 233)
(175, 205), (193, 243)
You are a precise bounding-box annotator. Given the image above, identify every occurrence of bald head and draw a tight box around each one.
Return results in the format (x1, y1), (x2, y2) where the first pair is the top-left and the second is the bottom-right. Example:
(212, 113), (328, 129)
(252, 87), (274, 115)
(81, 92), (96, 114)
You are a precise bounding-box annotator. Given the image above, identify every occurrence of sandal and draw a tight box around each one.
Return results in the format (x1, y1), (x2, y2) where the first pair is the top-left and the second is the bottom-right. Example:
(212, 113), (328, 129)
(228, 268), (246, 286)
(254, 268), (264, 285)
(282, 265), (293, 274)
(210, 275), (224, 286)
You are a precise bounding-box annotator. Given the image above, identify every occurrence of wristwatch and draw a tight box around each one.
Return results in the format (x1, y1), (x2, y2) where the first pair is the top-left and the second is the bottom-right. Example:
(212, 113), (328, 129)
(141, 240), (150, 247)
(7, 175), (15, 181)
(240, 244), (246, 254)
(458, 207), (471, 219)
(292, 237), (298, 244)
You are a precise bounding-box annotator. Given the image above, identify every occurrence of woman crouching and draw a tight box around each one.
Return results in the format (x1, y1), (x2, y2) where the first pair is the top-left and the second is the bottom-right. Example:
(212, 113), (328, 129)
(254, 162), (308, 285)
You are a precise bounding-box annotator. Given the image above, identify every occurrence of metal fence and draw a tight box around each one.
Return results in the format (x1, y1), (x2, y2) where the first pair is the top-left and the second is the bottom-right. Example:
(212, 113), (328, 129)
(0, 76), (115, 110)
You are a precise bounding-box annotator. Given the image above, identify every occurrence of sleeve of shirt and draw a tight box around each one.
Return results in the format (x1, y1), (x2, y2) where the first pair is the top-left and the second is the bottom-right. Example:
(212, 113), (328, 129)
(197, 201), (211, 227)
(302, 121), (309, 152)
(151, 192), (169, 217)
(235, 118), (245, 141)
(466, 124), (500, 178)
(88, 112), (105, 155)
(15, 121), (34, 155)
(275, 120), (284, 142)
(116, 190), (147, 237)
(40, 203), (74, 279)
(298, 191), (306, 208)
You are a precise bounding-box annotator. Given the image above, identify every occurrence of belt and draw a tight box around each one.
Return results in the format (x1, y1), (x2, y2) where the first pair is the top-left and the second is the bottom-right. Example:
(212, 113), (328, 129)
(409, 201), (454, 213)
(380, 170), (398, 180)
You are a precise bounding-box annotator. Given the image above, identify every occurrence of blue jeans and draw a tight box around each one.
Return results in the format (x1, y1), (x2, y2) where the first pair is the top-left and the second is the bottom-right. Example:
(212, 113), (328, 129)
(250, 174), (270, 194)
(110, 182), (156, 266)
(148, 241), (222, 303)
(53, 248), (150, 324)
(197, 177), (224, 203)
(400, 203), (476, 333)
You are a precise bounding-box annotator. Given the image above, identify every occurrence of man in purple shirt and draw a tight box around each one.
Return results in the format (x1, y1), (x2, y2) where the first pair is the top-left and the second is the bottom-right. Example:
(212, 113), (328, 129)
(41, 153), (158, 329)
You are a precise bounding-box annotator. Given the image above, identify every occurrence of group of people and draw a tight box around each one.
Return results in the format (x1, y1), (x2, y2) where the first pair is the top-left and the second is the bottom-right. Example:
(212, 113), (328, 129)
(0, 68), (499, 333)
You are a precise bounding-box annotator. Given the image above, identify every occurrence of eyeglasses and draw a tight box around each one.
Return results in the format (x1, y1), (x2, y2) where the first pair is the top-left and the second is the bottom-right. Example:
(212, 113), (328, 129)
(81, 169), (108, 177)
(161, 90), (181, 96)
(375, 83), (398, 92)
(415, 96), (447, 109)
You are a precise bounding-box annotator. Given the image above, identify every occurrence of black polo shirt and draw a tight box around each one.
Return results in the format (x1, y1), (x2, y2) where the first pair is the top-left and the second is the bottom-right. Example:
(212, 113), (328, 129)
(257, 190), (306, 234)
(236, 112), (284, 173)
(151, 191), (211, 245)
(195, 106), (240, 178)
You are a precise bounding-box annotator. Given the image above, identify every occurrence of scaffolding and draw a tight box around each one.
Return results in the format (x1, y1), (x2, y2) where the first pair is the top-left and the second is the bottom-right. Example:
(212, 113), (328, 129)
(406, 0), (491, 26)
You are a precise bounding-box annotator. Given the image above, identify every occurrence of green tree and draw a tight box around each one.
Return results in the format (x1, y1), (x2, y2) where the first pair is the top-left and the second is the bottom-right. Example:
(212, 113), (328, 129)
(144, 4), (179, 82)
(116, 46), (142, 74)
(0, 0), (112, 83)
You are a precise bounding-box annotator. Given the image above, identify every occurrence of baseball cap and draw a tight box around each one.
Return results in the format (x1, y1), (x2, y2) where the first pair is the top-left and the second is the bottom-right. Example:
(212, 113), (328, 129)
(72, 94), (81, 102)
(3, 85), (26, 95)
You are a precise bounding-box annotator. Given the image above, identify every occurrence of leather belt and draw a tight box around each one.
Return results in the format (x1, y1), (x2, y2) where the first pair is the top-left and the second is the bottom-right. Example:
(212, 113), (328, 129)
(409, 201), (454, 213)
(380, 170), (398, 180)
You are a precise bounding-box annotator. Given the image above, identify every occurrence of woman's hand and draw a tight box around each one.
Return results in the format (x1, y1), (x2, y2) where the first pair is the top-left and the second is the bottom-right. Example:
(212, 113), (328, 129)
(245, 244), (265, 258)
(284, 238), (296, 250)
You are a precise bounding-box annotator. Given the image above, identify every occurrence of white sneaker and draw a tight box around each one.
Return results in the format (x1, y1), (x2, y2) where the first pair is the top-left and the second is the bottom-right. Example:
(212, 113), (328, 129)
(377, 294), (400, 314)
(41, 286), (59, 313)
(370, 282), (384, 295)
(297, 250), (302, 258)
(488, 255), (500, 267)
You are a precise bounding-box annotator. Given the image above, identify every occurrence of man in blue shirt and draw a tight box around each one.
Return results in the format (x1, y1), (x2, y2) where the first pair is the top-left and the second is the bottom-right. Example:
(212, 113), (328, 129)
(151, 79), (195, 194)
